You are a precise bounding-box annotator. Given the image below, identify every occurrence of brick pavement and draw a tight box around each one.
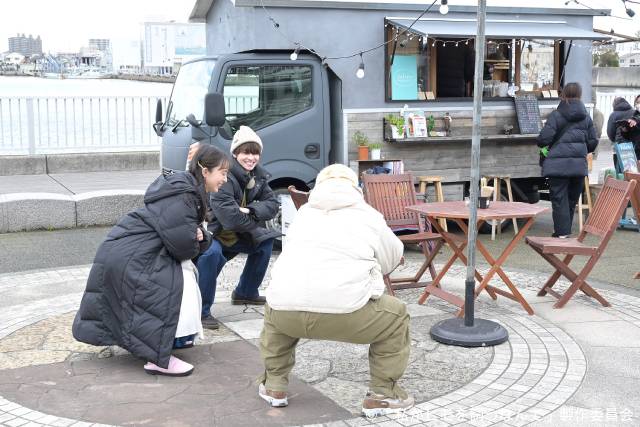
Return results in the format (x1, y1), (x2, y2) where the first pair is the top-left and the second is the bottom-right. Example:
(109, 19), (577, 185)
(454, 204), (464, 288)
(0, 258), (639, 426)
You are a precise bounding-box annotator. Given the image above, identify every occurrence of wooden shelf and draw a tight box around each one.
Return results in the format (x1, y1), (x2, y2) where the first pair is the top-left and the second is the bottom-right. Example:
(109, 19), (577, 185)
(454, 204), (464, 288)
(385, 134), (539, 144)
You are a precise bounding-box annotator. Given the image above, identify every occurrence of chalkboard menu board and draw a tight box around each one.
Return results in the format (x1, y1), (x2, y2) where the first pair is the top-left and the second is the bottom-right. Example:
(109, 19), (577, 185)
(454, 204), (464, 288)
(514, 95), (542, 134)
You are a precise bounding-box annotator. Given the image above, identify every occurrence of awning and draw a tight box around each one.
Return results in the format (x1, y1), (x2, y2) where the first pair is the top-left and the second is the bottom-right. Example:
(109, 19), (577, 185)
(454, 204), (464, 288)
(387, 18), (610, 41)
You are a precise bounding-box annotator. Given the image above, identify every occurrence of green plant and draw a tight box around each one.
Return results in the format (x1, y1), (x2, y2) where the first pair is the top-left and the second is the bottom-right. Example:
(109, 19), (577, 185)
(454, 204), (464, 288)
(353, 130), (369, 147)
(369, 143), (382, 150)
(427, 115), (436, 133)
(386, 114), (405, 133)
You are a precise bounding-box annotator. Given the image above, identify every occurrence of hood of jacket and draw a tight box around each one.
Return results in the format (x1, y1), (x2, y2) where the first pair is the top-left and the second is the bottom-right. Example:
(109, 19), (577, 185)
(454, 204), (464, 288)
(557, 100), (588, 123)
(308, 179), (364, 211)
(229, 159), (271, 188)
(613, 98), (633, 112)
(144, 171), (200, 204)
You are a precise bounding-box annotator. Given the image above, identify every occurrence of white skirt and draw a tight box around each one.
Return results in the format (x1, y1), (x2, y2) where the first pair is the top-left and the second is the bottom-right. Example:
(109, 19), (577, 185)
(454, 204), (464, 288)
(175, 260), (204, 340)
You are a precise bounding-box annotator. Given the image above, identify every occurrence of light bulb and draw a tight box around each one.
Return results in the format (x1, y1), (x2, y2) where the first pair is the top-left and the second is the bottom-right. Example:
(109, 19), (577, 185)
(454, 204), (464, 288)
(290, 45), (300, 61)
(440, 0), (449, 15)
(627, 8), (635, 18)
(356, 54), (365, 79)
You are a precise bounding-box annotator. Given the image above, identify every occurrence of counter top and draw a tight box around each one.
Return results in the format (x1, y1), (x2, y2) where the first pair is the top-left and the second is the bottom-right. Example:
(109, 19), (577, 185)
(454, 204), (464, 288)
(385, 134), (539, 144)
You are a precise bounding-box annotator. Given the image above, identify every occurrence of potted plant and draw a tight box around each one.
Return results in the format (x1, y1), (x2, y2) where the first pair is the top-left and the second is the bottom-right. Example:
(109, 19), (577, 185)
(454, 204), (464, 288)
(385, 115), (405, 139)
(353, 131), (369, 160)
(369, 143), (382, 160)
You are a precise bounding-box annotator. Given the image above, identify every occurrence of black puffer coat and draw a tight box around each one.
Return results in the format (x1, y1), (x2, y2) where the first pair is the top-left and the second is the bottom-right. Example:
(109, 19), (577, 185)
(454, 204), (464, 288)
(208, 159), (280, 246)
(72, 172), (211, 368)
(606, 98), (635, 143)
(537, 100), (598, 178)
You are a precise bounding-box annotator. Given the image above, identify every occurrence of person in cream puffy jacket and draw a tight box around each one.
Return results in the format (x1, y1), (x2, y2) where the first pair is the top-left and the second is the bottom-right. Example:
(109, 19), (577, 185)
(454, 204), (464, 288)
(258, 164), (414, 418)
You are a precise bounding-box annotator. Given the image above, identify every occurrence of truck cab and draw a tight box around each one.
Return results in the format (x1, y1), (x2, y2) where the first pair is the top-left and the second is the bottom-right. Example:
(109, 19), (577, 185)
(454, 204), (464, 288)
(157, 51), (343, 194)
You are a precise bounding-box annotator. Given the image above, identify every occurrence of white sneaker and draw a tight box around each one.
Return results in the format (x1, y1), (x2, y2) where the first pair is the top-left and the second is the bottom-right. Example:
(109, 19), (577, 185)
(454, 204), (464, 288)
(258, 383), (288, 407)
(361, 391), (415, 418)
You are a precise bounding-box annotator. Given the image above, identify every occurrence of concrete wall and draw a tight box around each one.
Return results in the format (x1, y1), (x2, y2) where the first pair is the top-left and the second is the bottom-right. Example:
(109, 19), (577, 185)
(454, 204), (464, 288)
(593, 67), (640, 88)
(205, 3), (598, 107)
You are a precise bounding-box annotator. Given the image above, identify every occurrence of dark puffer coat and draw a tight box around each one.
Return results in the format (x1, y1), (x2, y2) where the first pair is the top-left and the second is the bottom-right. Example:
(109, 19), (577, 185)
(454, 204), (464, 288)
(72, 172), (211, 369)
(537, 100), (598, 178)
(606, 98), (635, 143)
(208, 159), (280, 246)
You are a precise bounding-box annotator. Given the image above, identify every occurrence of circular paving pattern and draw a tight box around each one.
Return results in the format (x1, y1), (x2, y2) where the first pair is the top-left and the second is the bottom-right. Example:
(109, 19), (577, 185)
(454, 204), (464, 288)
(1, 259), (639, 426)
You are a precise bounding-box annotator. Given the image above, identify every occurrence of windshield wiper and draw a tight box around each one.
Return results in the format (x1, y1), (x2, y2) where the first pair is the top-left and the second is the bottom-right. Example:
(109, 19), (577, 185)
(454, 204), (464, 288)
(171, 119), (189, 132)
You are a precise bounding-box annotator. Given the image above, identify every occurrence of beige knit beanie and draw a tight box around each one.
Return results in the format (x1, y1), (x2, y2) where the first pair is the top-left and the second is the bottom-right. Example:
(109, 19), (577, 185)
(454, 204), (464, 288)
(315, 164), (359, 188)
(230, 126), (263, 154)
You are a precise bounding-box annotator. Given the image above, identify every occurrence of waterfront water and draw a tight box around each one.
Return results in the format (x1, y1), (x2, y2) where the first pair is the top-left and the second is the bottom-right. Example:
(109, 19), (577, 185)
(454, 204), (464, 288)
(0, 76), (172, 97)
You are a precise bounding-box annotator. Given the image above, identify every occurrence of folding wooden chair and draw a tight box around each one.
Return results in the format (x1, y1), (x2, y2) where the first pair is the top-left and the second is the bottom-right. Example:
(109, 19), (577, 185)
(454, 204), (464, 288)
(287, 185), (310, 210)
(525, 177), (637, 308)
(287, 183), (403, 295)
(361, 173), (444, 295)
(624, 170), (640, 279)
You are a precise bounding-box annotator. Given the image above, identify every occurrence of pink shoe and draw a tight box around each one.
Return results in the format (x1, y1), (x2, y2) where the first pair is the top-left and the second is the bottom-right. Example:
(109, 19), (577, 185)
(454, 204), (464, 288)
(144, 355), (194, 377)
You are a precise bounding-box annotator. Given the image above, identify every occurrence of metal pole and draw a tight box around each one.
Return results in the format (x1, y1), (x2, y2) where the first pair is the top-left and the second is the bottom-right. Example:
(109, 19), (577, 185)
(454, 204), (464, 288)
(465, 0), (487, 327)
(429, 0), (508, 347)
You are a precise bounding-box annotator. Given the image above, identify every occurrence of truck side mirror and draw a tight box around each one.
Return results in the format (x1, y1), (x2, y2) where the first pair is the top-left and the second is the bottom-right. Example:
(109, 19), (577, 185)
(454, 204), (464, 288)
(153, 99), (164, 136)
(186, 114), (201, 128)
(155, 99), (163, 123)
(204, 93), (225, 127)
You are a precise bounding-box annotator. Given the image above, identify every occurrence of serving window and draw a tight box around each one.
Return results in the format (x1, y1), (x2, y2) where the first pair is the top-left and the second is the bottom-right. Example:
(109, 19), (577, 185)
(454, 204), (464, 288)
(384, 22), (566, 101)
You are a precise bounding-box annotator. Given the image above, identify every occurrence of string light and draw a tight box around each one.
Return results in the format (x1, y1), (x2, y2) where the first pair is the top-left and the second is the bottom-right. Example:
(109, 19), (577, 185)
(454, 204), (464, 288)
(290, 44), (300, 61)
(439, 0), (449, 15)
(356, 53), (365, 79)
(623, 0), (636, 17)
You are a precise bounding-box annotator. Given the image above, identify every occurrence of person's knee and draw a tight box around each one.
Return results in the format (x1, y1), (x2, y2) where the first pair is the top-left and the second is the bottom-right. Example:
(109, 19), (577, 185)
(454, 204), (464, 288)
(199, 239), (224, 262)
(257, 238), (275, 254)
(377, 295), (409, 323)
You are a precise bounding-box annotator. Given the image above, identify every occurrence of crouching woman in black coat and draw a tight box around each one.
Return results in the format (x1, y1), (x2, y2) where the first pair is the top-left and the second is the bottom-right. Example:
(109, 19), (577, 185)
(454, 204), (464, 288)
(537, 82), (598, 238)
(72, 145), (229, 376)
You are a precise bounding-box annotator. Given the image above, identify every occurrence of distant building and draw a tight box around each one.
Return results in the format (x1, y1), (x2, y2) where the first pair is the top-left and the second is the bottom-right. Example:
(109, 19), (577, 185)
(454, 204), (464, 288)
(620, 52), (640, 67)
(112, 39), (142, 74)
(89, 38), (111, 52)
(5, 52), (26, 65)
(8, 34), (42, 57)
(142, 22), (205, 75)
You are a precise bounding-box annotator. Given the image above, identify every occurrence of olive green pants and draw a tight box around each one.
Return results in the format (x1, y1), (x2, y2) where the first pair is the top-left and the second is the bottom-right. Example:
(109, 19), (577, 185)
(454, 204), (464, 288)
(258, 295), (410, 399)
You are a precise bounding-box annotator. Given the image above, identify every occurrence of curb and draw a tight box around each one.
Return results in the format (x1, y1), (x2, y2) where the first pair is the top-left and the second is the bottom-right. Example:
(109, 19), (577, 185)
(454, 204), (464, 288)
(0, 190), (144, 233)
(0, 151), (160, 175)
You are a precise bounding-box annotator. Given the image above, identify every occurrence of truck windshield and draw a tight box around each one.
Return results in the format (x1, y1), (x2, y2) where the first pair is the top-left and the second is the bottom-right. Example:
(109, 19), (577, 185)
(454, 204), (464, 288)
(167, 59), (216, 126)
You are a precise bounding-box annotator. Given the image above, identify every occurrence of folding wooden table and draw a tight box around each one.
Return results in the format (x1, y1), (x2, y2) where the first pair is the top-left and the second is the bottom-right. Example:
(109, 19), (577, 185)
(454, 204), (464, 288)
(406, 201), (549, 315)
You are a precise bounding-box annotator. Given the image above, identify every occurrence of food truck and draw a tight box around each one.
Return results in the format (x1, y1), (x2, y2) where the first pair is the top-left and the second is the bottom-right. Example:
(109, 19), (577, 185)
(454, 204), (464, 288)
(157, 1), (610, 234)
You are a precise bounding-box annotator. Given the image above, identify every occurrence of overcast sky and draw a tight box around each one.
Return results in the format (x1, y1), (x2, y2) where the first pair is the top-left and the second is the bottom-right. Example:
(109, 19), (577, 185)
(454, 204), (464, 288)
(1, 0), (638, 53)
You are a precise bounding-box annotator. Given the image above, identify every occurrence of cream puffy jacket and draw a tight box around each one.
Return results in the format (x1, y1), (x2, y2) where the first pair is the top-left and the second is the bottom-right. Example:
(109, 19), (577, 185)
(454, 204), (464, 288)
(265, 179), (404, 314)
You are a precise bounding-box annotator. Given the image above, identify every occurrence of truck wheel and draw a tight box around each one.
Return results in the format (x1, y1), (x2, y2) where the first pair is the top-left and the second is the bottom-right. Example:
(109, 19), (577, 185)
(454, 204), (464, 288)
(265, 188), (292, 251)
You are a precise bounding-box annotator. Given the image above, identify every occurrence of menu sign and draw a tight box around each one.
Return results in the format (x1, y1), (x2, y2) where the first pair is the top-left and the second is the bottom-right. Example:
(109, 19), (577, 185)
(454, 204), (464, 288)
(514, 95), (542, 134)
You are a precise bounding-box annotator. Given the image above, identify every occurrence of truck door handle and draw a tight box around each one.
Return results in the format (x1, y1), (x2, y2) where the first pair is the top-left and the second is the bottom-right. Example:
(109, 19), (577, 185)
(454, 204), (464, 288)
(304, 143), (320, 159)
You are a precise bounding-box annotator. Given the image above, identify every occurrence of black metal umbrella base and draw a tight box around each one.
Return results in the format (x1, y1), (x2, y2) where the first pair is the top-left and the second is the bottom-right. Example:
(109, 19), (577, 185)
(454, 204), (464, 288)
(430, 318), (509, 347)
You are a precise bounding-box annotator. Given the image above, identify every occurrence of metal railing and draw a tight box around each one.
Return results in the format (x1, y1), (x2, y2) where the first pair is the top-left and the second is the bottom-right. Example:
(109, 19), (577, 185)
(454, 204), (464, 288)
(0, 96), (169, 155)
(224, 96), (258, 115)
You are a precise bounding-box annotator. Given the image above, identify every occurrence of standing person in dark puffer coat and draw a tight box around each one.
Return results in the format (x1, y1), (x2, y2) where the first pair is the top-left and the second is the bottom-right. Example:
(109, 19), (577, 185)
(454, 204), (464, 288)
(72, 145), (229, 376)
(538, 82), (598, 238)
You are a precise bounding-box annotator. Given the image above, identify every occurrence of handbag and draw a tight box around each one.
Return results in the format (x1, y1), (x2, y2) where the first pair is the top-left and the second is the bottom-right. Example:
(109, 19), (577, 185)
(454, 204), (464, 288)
(539, 121), (575, 167)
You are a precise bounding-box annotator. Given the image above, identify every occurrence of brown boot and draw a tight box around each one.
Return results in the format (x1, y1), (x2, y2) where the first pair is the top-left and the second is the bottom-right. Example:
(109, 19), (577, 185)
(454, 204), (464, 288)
(258, 383), (288, 407)
(362, 391), (414, 418)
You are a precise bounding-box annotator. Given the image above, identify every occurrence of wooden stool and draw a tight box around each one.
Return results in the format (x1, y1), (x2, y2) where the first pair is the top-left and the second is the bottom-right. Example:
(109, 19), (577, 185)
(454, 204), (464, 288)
(417, 176), (447, 231)
(577, 176), (593, 232)
(484, 175), (518, 240)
